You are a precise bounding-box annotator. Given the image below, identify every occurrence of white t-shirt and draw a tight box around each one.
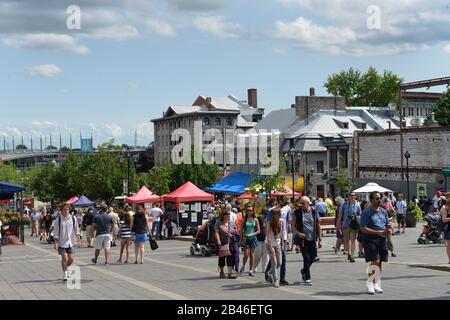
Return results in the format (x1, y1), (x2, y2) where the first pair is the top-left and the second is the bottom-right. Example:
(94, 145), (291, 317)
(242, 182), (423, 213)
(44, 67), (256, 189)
(396, 200), (406, 214)
(150, 208), (163, 222)
(229, 211), (237, 233)
(280, 205), (291, 241)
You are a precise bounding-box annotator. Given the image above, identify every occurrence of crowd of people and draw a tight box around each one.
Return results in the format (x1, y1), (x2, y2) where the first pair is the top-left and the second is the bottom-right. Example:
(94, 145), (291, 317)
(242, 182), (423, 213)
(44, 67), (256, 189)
(211, 190), (450, 294)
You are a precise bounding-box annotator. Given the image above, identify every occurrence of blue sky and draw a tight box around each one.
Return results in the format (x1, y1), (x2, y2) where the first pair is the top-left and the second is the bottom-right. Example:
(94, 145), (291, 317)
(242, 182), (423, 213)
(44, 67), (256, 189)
(1, 0), (450, 148)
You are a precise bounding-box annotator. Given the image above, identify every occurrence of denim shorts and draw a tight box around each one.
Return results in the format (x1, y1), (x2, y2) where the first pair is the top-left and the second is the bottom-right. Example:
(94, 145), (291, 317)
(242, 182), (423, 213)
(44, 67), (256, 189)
(245, 237), (258, 249)
(135, 233), (148, 244)
(58, 246), (76, 255)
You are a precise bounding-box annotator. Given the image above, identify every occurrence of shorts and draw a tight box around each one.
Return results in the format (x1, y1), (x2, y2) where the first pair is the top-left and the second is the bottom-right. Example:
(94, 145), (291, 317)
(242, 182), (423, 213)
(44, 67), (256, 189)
(245, 237), (258, 249)
(135, 233), (147, 244)
(58, 246), (76, 255)
(95, 234), (112, 250)
(343, 228), (358, 242)
(336, 230), (343, 239)
(86, 225), (95, 239)
(396, 214), (405, 225)
(362, 235), (388, 263)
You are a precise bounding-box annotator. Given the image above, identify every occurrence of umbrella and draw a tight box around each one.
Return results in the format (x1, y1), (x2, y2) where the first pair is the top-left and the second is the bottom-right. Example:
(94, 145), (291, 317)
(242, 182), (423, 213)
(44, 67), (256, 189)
(353, 182), (393, 194)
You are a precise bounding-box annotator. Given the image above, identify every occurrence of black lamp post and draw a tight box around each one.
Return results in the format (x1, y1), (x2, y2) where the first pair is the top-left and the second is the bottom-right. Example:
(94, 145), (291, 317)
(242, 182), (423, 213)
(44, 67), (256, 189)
(404, 151), (411, 201)
(288, 148), (301, 202)
(120, 148), (136, 196)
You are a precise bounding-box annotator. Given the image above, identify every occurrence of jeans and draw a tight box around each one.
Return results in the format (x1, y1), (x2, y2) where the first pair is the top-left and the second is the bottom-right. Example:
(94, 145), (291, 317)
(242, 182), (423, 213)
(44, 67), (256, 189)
(300, 240), (316, 281)
(254, 240), (269, 272)
(266, 240), (287, 281)
(267, 243), (282, 284)
(151, 221), (161, 239)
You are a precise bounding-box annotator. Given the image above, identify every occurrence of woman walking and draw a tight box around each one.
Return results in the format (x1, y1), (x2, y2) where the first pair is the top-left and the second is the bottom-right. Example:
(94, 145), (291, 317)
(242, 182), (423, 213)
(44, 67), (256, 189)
(441, 193), (450, 264)
(130, 206), (150, 264)
(239, 206), (260, 276)
(266, 208), (282, 288)
(118, 212), (132, 263)
(75, 209), (84, 247)
(215, 209), (237, 279)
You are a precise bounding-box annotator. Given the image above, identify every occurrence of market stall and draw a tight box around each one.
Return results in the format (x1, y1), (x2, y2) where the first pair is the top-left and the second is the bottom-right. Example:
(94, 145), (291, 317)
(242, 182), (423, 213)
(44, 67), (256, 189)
(164, 182), (214, 235)
(353, 182), (393, 202)
(0, 182), (27, 245)
(72, 195), (96, 208)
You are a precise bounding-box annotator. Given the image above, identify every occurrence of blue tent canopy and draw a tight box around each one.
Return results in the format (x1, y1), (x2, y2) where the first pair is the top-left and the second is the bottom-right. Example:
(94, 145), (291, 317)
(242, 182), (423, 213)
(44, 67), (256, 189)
(206, 173), (255, 195)
(0, 182), (25, 200)
(72, 195), (96, 207)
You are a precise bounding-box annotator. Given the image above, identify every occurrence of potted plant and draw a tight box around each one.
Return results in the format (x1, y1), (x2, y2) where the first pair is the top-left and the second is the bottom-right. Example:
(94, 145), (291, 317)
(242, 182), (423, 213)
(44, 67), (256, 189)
(406, 200), (422, 228)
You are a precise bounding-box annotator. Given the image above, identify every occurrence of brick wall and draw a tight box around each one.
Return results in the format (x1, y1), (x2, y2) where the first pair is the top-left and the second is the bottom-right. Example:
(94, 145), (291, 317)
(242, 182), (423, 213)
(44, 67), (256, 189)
(293, 96), (346, 121)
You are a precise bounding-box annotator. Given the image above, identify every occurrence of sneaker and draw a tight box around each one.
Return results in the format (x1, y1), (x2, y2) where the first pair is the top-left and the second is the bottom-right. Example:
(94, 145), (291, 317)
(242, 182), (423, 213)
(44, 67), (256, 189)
(105, 262), (109, 266)
(248, 272), (255, 277)
(367, 282), (375, 295)
(374, 283), (384, 294)
(349, 257), (355, 263)
(391, 253), (397, 257)
(305, 280), (312, 286)
(274, 281), (280, 288)
(63, 272), (69, 281)
(220, 272), (226, 279)
(91, 258), (97, 265)
(314, 257), (320, 262)
(358, 252), (364, 258)
(280, 280), (289, 286)
(301, 269), (306, 282)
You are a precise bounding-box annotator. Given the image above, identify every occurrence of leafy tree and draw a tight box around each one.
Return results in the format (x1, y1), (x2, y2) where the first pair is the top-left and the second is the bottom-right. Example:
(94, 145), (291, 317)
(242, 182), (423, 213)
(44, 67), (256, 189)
(16, 144), (28, 150)
(46, 145), (57, 150)
(28, 163), (59, 206)
(332, 168), (353, 195)
(432, 89), (450, 126)
(324, 67), (403, 107)
(0, 163), (20, 183)
(138, 166), (171, 200)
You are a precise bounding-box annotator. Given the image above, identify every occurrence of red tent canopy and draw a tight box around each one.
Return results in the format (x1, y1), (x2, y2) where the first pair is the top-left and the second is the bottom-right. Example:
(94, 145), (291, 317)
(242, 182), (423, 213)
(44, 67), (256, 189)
(237, 192), (259, 200)
(66, 196), (79, 205)
(164, 182), (214, 206)
(126, 186), (162, 204)
(271, 185), (302, 198)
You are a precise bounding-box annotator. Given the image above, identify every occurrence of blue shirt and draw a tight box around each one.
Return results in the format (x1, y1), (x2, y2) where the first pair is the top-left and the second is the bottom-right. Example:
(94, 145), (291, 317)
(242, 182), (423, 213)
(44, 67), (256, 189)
(360, 207), (389, 232)
(341, 202), (362, 228)
(315, 202), (328, 214)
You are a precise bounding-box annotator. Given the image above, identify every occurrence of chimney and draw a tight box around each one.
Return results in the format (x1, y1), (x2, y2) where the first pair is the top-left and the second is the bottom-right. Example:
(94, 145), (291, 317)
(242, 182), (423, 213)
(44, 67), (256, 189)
(387, 120), (391, 130)
(309, 87), (315, 96)
(206, 97), (212, 107)
(248, 88), (257, 108)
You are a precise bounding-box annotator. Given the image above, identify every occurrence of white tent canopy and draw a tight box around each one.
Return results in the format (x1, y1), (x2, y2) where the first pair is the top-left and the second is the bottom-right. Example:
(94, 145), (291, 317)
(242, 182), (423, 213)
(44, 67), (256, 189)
(353, 182), (393, 194)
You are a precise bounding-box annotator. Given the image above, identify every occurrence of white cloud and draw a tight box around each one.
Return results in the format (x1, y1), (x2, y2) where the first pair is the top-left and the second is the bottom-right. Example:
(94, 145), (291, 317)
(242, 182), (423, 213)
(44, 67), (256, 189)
(3, 33), (89, 55)
(82, 25), (139, 41)
(136, 123), (153, 137)
(104, 123), (124, 137)
(444, 44), (450, 54)
(193, 16), (241, 39)
(27, 64), (63, 78)
(128, 82), (139, 92)
(8, 127), (22, 136)
(146, 19), (176, 37)
(31, 121), (55, 127)
(0, 132), (8, 137)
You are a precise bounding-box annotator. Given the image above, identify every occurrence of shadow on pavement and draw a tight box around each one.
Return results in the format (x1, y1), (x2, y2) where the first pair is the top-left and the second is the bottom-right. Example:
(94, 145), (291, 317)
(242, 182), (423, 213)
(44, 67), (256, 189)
(11, 279), (94, 284)
(312, 291), (369, 297)
(222, 282), (272, 290)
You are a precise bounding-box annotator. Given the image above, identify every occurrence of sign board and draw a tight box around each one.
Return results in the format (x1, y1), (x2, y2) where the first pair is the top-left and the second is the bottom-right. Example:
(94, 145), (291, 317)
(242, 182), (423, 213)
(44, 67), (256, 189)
(417, 183), (427, 198)
(181, 212), (188, 219)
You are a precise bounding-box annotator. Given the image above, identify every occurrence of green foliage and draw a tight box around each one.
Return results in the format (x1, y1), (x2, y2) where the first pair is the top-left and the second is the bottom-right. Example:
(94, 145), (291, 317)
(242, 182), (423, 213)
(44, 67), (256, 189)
(432, 89), (450, 126)
(332, 168), (353, 194)
(407, 200), (423, 221)
(137, 166), (171, 197)
(324, 67), (403, 107)
(0, 163), (20, 184)
(16, 144), (27, 150)
(0, 210), (30, 225)
(247, 174), (285, 199)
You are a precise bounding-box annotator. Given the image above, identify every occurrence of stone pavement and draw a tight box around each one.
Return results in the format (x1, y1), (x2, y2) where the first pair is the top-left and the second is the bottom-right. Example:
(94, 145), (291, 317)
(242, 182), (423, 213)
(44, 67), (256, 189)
(0, 225), (449, 300)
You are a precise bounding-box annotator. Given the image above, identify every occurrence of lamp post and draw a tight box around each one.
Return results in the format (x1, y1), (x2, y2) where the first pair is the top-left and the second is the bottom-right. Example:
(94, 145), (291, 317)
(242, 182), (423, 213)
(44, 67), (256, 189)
(288, 148), (301, 202)
(120, 148), (137, 196)
(404, 151), (411, 201)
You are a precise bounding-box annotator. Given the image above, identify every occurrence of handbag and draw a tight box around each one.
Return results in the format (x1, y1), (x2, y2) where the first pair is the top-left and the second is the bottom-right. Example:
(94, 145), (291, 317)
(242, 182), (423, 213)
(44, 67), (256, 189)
(149, 237), (159, 250)
(218, 244), (230, 257)
(293, 234), (303, 246)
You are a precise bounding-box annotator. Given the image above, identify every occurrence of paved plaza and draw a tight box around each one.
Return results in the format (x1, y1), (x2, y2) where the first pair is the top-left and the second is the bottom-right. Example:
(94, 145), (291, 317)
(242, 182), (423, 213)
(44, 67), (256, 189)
(0, 225), (449, 300)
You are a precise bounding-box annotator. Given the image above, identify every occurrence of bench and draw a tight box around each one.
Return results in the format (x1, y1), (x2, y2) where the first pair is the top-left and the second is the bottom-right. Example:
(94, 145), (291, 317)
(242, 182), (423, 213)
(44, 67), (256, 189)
(319, 216), (336, 235)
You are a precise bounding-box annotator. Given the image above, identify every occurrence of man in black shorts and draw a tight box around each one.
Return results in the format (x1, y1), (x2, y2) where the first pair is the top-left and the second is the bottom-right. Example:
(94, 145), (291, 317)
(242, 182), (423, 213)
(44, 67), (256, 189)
(359, 191), (392, 295)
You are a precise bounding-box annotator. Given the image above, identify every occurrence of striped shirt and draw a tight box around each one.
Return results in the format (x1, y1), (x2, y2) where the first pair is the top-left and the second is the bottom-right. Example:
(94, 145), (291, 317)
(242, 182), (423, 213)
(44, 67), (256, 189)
(120, 220), (131, 239)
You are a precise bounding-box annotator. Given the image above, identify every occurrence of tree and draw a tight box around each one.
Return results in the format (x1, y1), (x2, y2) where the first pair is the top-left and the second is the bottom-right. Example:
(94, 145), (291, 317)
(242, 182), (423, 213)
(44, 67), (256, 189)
(0, 163), (20, 183)
(332, 168), (353, 195)
(324, 67), (403, 107)
(16, 144), (27, 150)
(138, 166), (171, 200)
(46, 145), (57, 150)
(432, 89), (450, 126)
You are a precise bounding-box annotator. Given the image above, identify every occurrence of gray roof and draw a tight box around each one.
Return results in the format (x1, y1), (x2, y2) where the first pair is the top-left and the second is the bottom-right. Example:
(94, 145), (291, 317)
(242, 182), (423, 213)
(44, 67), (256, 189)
(254, 108), (298, 131)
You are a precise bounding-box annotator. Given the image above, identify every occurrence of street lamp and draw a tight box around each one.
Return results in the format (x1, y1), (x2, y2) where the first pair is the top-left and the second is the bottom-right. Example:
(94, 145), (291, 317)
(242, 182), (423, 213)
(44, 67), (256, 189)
(120, 148), (137, 196)
(288, 148), (301, 202)
(404, 151), (411, 201)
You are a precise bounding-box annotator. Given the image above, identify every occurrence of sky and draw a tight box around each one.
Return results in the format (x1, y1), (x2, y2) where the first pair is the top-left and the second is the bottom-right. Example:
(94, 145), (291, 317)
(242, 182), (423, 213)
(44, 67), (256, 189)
(1, 0), (450, 148)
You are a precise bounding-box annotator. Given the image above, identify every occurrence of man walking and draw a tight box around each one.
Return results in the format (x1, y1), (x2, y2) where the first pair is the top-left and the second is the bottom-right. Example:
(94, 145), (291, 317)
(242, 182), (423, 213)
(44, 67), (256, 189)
(337, 193), (362, 263)
(395, 194), (407, 234)
(253, 210), (268, 273)
(150, 203), (163, 240)
(91, 204), (114, 266)
(30, 209), (39, 237)
(53, 203), (81, 281)
(360, 191), (391, 295)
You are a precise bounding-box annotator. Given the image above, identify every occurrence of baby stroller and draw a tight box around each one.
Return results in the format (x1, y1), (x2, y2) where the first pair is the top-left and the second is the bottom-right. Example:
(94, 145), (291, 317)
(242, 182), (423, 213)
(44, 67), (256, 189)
(190, 219), (218, 257)
(418, 214), (444, 244)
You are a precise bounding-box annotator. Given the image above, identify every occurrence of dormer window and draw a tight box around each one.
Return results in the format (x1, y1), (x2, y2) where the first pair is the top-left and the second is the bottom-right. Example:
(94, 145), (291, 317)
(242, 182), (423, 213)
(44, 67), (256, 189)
(342, 122), (349, 129)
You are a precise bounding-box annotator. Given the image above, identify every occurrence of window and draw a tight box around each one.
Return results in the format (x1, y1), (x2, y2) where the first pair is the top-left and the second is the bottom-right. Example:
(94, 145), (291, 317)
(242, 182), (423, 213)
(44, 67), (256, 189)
(317, 161), (324, 174)
(226, 117), (232, 126)
(342, 122), (349, 129)
(214, 117), (221, 126)
(339, 149), (348, 169)
(203, 117), (210, 126)
(330, 149), (338, 170)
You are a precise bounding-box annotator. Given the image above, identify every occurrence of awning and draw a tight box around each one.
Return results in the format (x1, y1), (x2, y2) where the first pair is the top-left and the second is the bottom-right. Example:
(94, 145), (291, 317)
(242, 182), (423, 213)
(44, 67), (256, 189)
(126, 186), (162, 204)
(72, 195), (96, 207)
(164, 182), (214, 206)
(0, 182), (25, 200)
(205, 172), (255, 195)
(66, 196), (79, 205)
